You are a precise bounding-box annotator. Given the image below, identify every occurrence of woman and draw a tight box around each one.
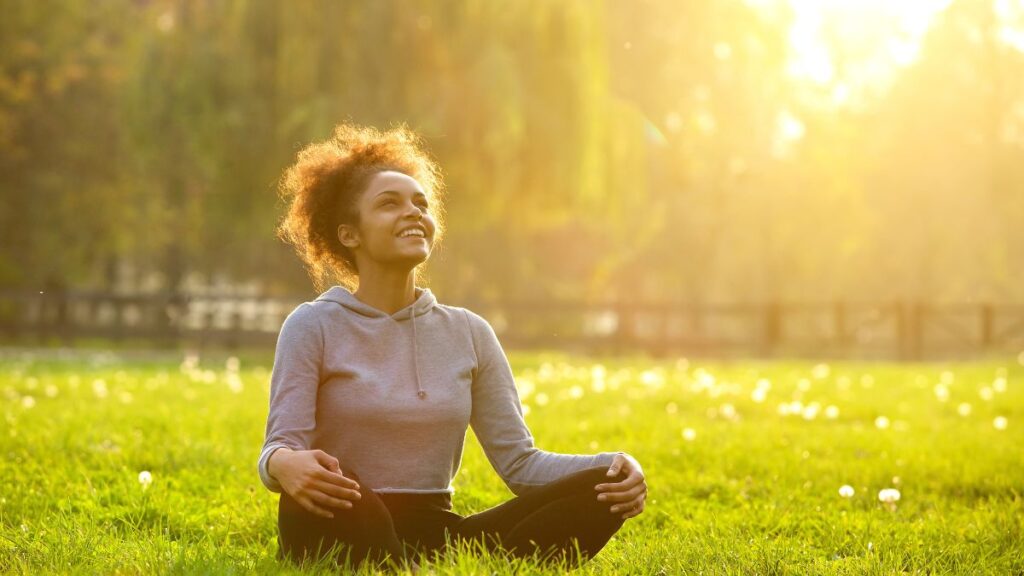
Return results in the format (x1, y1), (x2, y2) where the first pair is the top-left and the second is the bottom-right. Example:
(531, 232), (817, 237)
(259, 123), (647, 572)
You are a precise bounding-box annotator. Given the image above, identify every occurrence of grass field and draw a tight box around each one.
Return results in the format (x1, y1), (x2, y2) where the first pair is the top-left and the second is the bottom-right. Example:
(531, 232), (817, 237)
(1, 348), (1022, 575)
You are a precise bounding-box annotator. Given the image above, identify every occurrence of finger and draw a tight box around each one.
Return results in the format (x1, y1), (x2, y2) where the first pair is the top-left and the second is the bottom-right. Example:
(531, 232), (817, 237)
(622, 502), (645, 520)
(595, 473), (644, 493)
(314, 468), (361, 490)
(298, 495), (336, 519)
(597, 482), (646, 503)
(605, 455), (625, 478)
(609, 495), (644, 513)
(312, 450), (341, 472)
(314, 480), (362, 502)
(309, 490), (355, 511)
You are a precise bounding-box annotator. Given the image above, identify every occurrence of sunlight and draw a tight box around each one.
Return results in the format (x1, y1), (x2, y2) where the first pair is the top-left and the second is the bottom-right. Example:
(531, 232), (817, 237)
(780, 0), (954, 103)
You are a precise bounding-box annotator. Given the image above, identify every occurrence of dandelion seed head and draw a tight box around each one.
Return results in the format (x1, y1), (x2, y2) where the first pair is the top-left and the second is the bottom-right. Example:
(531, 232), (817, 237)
(979, 387), (994, 401)
(44, 384), (58, 398)
(21, 396), (36, 409)
(824, 405), (840, 419)
(992, 377), (1007, 393)
(838, 485), (855, 498)
(534, 392), (549, 406)
(874, 416), (890, 429)
(138, 470), (153, 489)
(568, 385), (585, 399)
(957, 402), (972, 416)
(92, 379), (108, 399)
(682, 427), (697, 441)
(751, 387), (768, 403)
(933, 384), (949, 402)
(993, 416), (1008, 430)
(878, 488), (900, 503)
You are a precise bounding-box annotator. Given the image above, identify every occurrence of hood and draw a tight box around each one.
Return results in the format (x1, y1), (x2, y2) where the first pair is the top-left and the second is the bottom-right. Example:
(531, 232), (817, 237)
(315, 285), (435, 400)
(315, 285), (436, 320)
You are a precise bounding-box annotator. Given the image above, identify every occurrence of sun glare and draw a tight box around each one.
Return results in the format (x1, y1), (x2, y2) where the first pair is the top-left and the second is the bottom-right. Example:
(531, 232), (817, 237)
(781, 0), (954, 104)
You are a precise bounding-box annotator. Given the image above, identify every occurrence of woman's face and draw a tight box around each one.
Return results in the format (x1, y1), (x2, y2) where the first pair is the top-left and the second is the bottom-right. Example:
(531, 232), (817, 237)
(338, 170), (436, 271)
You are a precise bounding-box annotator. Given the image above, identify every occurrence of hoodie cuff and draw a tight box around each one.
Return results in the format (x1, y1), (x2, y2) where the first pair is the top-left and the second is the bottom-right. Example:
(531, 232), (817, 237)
(257, 444), (290, 493)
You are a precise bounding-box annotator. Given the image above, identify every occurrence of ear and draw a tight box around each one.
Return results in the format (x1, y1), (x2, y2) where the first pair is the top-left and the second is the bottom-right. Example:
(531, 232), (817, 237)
(337, 223), (361, 249)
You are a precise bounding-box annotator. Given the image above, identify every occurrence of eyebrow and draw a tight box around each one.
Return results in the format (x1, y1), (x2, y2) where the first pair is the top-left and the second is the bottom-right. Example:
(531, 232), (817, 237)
(374, 189), (428, 199)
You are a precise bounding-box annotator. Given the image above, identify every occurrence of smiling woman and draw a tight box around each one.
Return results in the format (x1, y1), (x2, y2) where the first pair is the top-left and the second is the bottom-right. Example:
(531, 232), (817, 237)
(275, 123), (448, 293)
(262, 122), (648, 573)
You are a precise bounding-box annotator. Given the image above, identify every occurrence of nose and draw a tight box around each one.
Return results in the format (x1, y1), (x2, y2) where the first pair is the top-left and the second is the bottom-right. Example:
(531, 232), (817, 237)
(404, 203), (423, 220)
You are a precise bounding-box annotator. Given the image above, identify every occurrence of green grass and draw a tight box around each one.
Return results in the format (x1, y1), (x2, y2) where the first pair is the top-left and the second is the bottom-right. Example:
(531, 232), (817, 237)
(1, 348), (1022, 574)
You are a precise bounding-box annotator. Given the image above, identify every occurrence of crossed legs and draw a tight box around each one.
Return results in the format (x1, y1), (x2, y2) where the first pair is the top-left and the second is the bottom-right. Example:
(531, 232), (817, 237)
(276, 466), (628, 571)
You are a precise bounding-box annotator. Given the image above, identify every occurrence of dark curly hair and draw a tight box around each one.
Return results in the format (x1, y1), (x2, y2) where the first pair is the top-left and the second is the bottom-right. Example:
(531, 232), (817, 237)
(276, 122), (447, 292)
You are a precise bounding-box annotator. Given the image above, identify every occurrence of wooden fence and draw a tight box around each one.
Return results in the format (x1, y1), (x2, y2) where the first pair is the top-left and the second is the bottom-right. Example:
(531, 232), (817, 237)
(1, 289), (1023, 360)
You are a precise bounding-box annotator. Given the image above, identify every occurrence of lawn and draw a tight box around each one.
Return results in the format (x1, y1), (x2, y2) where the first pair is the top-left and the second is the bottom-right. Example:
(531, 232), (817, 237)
(1, 348), (1021, 575)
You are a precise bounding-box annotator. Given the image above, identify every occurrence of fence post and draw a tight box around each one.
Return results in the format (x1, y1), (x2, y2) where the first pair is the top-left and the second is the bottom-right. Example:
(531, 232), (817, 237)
(616, 301), (633, 355)
(834, 301), (847, 357)
(762, 302), (781, 357)
(899, 301), (924, 361)
(980, 303), (994, 348)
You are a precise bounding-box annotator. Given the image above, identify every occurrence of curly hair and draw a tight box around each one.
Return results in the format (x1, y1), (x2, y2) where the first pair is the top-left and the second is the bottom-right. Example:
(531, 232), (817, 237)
(276, 122), (447, 292)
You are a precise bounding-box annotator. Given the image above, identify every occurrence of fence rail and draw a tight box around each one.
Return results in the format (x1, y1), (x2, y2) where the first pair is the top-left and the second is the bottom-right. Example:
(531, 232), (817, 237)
(1, 289), (1023, 360)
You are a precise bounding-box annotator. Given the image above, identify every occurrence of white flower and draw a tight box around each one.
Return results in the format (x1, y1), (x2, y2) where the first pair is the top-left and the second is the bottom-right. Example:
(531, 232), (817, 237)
(993, 416), (1008, 430)
(751, 388), (768, 403)
(682, 428), (697, 441)
(838, 485), (855, 498)
(874, 416), (890, 429)
(568, 385), (584, 399)
(878, 488), (901, 503)
(138, 470), (153, 489)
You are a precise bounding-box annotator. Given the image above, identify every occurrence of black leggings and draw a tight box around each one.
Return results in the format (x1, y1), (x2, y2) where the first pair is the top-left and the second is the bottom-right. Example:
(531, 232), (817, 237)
(277, 466), (628, 571)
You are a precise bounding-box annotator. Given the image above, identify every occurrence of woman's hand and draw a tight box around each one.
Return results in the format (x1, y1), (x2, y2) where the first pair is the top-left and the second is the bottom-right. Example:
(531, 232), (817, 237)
(594, 452), (647, 520)
(268, 448), (362, 518)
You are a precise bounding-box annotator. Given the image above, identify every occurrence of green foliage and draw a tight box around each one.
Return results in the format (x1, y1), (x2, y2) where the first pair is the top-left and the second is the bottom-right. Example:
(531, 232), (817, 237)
(0, 350), (1021, 574)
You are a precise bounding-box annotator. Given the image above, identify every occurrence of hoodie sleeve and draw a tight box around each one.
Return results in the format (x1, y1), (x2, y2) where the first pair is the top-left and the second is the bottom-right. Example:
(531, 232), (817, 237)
(465, 310), (621, 496)
(257, 304), (324, 493)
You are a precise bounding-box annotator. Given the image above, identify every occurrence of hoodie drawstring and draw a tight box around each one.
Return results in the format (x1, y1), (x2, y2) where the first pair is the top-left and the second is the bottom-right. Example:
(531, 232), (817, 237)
(412, 311), (427, 400)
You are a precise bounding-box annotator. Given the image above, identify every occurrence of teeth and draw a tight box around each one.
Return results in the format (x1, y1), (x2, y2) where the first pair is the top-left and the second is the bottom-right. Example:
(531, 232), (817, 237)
(399, 230), (425, 238)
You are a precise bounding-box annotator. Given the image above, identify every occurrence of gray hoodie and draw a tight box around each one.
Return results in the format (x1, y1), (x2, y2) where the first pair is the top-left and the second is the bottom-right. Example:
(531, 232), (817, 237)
(258, 285), (619, 495)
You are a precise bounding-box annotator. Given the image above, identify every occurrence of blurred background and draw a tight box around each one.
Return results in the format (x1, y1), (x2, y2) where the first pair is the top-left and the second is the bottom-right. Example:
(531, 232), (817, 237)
(2, 0), (1023, 359)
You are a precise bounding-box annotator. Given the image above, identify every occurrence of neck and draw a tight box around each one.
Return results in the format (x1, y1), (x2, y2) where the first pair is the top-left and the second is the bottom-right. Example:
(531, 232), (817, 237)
(353, 266), (420, 315)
